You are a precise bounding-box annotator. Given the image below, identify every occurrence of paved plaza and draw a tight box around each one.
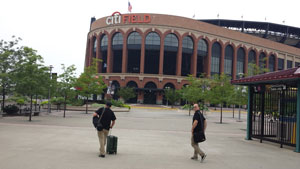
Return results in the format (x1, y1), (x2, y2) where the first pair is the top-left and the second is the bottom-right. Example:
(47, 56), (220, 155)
(0, 106), (299, 169)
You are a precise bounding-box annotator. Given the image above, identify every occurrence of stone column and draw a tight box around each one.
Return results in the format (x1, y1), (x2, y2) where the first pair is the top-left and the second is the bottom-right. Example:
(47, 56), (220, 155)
(140, 35), (146, 74)
(176, 40), (183, 76)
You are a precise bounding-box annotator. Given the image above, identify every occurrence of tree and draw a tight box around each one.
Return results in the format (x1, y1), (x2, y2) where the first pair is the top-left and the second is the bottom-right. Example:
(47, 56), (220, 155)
(208, 74), (234, 123)
(234, 85), (248, 121)
(75, 59), (106, 114)
(0, 36), (23, 113)
(57, 64), (77, 117)
(181, 75), (211, 116)
(164, 88), (181, 108)
(117, 87), (136, 103)
(247, 62), (269, 76)
(14, 47), (49, 121)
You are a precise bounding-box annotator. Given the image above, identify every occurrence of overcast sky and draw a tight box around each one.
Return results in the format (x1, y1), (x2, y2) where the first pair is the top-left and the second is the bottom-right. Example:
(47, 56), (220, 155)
(1, 0), (299, 76)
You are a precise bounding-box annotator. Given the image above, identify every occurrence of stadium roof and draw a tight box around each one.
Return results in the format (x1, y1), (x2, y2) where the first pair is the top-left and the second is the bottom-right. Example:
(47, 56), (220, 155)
(200, 19), (300, 49)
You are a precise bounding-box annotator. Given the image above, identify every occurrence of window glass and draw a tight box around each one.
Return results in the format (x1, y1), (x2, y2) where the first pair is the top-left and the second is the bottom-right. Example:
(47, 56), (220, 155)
(269, 55), (275, 72)
(145, 32), (160, 45)
(164, 34), (178, 47)
(197, 39), (208, 57)
(182, 36), (193, 49)
(278, 58), (284, 70)
(112, 33), (123, 45)
(224, 45), (233, 76)
(127, 32), (141, 45)
(237, 48), (245, 77)
(211, 42), (221, 75)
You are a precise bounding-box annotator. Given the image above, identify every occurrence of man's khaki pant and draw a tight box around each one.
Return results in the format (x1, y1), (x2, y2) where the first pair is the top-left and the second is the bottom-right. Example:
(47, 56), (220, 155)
(97, 129), (109, 155)
(191, 135), (205, 158)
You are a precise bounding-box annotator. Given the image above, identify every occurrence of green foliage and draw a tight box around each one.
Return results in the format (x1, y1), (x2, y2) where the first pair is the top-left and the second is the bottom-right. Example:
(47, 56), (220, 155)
(122, 104), (131, 109)
(0, 36), (24, 108)
(111, 99), (124, 107)
(181, 75), (211, 104)
(247, 63), (270, 76)
(91, 103), (105, 108)
(164, 88), (181, 107)
(3, 105), (19, 114)
(75, 59), (106, 98)
(16, 98), (25, 105)
(50, 97), (65, 105)
(181, 104), (193, 110)
(208, 74), (234, 106)
(69, 99), (84, 106)
(41, 100), (48, 105)
(117, 87), (136, 103)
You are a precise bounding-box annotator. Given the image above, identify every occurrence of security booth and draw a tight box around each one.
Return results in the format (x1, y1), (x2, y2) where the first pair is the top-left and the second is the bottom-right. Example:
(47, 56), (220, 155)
(232, 67), (300, 152)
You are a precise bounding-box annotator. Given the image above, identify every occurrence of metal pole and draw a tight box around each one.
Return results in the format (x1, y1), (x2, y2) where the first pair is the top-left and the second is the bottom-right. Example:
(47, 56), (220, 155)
(48, 65), (53, 113)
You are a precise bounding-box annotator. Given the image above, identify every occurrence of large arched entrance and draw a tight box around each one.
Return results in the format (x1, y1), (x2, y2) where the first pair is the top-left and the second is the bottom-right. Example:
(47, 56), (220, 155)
(162, 83), (175, 105)
(111, 80), (120, 100)
(126, 81), (138, 103)
(143, 82), (157, 104)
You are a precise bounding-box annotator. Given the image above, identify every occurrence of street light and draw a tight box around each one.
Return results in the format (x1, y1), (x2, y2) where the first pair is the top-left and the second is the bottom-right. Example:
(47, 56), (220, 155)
(48, 65), (53, 113)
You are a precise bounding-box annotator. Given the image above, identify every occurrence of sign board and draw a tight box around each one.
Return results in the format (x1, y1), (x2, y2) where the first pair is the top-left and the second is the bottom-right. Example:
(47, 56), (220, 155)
(271, 84), (286, 91)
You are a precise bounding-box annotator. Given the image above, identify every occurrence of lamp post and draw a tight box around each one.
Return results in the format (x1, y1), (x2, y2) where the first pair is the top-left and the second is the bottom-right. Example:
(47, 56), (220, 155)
(48, 65), (53, 113)
(165, 86), (170, 106)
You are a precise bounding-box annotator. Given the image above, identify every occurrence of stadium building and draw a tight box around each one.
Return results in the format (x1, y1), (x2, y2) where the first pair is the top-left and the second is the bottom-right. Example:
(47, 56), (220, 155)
(85, 13), (300, 104)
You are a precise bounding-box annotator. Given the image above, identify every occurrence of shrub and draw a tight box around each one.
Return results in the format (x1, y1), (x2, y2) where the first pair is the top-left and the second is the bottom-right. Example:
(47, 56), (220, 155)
(70, 99), (84, 106)
(181, 104), (192, 110)
(3, 105), (19, 114)
(122, 104), (131, 109)
(111, 99), (124, 107)
(41, 101), (48, 105)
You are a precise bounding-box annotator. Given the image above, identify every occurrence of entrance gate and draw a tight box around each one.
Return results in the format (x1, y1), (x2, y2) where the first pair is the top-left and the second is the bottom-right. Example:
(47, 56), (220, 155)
(252, 86), (297, 147)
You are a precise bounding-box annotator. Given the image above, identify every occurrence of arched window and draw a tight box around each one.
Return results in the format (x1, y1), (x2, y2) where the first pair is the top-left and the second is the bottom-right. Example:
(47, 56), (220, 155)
(182, 36), (193, 54)
(181, 36), (193, 76)
(163, 34), (178, 75)
(127, 32), (141, 49)
(269, 55), (275, 72)
(100, 34), (108, 73)
(259, 52), (266, 69)
(237, 48), (245, 78)
(197, 39), (207, 77)
(92, 37), (97, 58)
(145, 32), (160, 74)
(211, 42), (221, 76)
(145, 32), (160, 47)
(112, 32), (123, 73)
(224, 45), (233, 77)
(100, 34), (108, 51)
(112, 32), (123, 50)
(127, 32), (141, 73)
(248, 50), (256, 76)
(164, 34), (178, 51)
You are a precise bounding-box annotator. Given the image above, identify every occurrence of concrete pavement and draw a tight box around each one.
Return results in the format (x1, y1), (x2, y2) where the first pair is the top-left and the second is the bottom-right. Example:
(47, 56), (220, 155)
(0, 107), (299, 169)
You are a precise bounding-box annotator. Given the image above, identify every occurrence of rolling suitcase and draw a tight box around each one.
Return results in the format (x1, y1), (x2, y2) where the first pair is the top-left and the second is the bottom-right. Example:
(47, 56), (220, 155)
(106, 131), (118, 154)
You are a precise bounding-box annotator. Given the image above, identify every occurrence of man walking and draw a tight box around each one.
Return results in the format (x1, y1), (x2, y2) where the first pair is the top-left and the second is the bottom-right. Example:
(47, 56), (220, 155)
(93, 102), (116, 158)
(191, 103), (207, 162)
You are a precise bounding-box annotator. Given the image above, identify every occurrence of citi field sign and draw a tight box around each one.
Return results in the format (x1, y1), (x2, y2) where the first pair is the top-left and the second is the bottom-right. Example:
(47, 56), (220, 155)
(106, 12), (151, 25)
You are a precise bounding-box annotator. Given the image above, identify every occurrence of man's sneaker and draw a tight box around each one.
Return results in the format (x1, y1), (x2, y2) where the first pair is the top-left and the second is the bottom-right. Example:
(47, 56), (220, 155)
(190, 156), (198, 160)
(98, 154), (105, 158)
(200, 154), (206, 163)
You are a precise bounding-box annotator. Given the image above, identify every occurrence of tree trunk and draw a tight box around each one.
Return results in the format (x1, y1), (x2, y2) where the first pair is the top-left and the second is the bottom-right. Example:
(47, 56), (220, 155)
(63, 92), (66, 118)
(2, 87), (5, 114)
(232, 105), (235, 118)
(220, 104), (223, 124)
(35, 94), (38, 111)
(29, 95), (33, 121)
(238, 104), (241, 121)
(86, 97), (88, 114)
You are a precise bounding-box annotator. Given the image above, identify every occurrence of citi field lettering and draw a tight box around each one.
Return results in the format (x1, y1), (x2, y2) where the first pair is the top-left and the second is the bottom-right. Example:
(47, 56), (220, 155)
(106, 12), (151, 25)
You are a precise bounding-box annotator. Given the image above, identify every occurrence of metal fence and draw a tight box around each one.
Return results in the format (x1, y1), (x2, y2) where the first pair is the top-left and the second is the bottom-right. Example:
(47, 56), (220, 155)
(252, 87), (297, 147)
